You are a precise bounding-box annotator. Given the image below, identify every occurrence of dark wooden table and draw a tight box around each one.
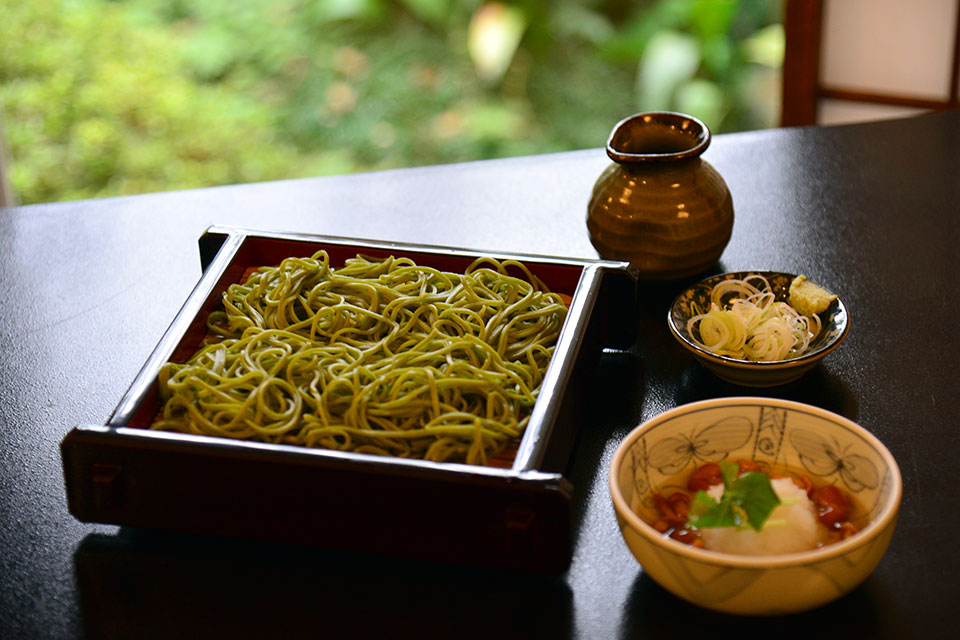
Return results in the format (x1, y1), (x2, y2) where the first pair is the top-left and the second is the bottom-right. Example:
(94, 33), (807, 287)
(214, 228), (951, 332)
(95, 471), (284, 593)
(2, 111), (958, 639)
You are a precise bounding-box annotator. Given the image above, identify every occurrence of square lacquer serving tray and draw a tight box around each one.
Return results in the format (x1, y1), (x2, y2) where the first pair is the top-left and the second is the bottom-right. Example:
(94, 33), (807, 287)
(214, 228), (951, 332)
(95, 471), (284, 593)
(61, 226), (637, 574)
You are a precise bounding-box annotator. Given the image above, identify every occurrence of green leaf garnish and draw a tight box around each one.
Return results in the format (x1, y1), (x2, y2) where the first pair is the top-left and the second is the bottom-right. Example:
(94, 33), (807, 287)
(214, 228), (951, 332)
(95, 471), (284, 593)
(720, 460), (739, 487)
(690, 490), (739, 528)
(688, 460), (781, 532)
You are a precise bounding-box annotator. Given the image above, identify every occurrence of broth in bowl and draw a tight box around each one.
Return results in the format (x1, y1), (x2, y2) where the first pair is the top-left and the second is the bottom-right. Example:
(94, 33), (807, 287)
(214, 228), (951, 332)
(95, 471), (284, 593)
(648, 459), (861, 555)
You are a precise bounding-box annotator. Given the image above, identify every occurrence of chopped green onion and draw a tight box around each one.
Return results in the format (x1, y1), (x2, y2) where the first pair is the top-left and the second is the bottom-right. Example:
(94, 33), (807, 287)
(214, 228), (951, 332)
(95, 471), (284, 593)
(686, 274), (821, 361)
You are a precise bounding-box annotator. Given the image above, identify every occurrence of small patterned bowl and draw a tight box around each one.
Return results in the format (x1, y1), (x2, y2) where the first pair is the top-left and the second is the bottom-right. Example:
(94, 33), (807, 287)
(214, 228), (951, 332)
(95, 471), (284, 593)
(609, 397), (901, 615)
(667, 271), (849, 387)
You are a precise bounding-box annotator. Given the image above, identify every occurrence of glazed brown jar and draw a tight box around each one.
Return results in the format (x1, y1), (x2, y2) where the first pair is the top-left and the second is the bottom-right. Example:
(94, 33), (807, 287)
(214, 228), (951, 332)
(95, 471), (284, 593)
(586, 112), (734, 280)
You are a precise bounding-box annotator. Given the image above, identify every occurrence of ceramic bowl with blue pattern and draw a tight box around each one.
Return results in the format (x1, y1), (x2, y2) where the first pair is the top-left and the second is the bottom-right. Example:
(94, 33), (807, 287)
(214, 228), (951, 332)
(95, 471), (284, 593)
(609, 397), (901, 615)
(667, 271), (849, 387)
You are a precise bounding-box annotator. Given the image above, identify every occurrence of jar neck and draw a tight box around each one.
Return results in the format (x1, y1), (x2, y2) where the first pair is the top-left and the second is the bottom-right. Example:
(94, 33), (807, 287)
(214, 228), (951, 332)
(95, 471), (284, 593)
(606, 112), (710, 163)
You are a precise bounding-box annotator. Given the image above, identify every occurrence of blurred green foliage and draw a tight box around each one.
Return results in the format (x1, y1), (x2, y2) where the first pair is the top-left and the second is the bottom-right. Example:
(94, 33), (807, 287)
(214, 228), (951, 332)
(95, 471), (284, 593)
(0, 0), (782, 205)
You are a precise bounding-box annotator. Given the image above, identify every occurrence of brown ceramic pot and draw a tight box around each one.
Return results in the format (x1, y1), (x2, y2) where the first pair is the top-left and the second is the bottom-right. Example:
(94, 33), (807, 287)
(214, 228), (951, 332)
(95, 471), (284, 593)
(586, 112), (734, 280)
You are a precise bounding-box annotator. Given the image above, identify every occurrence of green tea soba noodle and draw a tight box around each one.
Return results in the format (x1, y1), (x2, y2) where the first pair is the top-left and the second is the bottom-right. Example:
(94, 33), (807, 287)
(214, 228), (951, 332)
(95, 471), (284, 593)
(153, 251), (568, 465)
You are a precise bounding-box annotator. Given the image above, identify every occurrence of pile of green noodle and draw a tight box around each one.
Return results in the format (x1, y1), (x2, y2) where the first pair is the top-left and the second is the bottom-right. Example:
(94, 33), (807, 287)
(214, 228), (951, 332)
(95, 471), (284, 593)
(153, 251), (568, 465)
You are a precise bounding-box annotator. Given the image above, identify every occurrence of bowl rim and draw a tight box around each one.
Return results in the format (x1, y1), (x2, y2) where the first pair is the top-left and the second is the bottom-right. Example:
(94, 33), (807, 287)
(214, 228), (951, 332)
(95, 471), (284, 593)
(609, 397), (902, 568)
(666, 271), (850, 369)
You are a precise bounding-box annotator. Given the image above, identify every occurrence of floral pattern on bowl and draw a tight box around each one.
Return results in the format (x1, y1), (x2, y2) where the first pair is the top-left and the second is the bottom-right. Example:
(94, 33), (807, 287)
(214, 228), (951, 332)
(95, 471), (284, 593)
(667, 271), (849, 386)
(609, 398), (901, 616)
